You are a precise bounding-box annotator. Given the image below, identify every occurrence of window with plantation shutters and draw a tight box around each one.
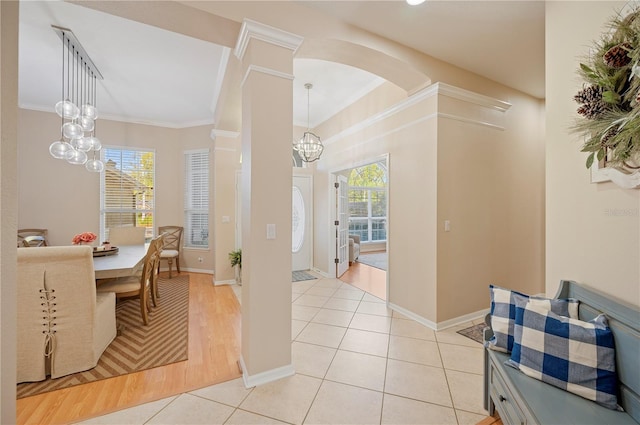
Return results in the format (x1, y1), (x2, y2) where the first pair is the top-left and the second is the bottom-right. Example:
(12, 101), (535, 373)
(184, 149), (209, 248)
(100, 147), (155, 244)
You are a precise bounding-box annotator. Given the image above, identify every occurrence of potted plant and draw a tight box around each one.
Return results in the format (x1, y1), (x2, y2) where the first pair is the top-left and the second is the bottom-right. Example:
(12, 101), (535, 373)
(228, 248), (242, 284)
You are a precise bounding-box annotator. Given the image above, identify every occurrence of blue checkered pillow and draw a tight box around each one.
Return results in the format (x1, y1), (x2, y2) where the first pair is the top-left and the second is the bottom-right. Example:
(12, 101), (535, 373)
(488, 285), (579, 353)
(507, 301), (619, 410)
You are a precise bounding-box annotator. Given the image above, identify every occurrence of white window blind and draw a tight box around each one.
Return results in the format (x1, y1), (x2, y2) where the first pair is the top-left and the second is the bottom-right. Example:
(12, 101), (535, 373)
(100, 147), (155, 243)
(184, 149), (209, 248)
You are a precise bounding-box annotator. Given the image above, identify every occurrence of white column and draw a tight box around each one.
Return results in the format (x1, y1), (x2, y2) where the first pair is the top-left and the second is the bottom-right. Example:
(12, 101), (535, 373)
(234, 20), (303, 386)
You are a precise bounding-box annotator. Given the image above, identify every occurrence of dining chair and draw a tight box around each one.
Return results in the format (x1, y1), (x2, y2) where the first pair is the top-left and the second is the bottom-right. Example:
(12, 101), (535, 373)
(147, 233), (164, 307)
(107, 226), (146, 246)
(158, 226), (183, 278)
(18, 228), (49, 247)
(96, 237), (161, 325)
(17, 246), (116, 382)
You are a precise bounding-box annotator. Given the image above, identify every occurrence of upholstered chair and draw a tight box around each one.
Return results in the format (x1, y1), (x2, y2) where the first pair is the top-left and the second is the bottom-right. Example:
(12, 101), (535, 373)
(107, 226), (146, 246)
(158, 226), (183, 278)
(17, 246), (116, 383)
(349, 235), (361, 265)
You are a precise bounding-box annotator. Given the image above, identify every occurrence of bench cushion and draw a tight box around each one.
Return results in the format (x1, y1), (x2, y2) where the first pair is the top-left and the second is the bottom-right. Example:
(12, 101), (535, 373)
(507, 301), (619, 409)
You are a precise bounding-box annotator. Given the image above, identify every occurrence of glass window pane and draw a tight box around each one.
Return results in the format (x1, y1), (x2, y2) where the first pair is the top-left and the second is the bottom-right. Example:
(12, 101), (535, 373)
(371, 190), (386, 217)
(348, 219), (369, 242)
(184, 150), (209, 248)
(101, 148), (155, 243)
(348, 189), (368, 217)
(371, 219), (387, 241)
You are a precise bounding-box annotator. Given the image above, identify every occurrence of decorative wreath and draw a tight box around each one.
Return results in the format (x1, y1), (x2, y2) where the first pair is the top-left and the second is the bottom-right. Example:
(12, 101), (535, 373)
(573, 8), (640, 170)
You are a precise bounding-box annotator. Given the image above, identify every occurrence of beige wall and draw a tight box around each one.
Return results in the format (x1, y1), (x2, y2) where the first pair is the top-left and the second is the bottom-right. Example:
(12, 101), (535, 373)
(213, 135), (241, 283)
(17, 109), (216, 273)
(436, 93), (545, 322)
(546, 1), (640, 306)
(1, 1), (19, 421)
(314, 80), (544, 326)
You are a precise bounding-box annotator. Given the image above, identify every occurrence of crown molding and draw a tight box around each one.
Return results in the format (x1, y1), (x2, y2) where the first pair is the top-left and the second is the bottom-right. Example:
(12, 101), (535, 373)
(436, 82), (512, 112)
(211, 129), (240, 140)
(234, 19), (303, 60)
(240, 64), (295, 89)
(19, 104), (214, 129)
(323, 82), (508, 146)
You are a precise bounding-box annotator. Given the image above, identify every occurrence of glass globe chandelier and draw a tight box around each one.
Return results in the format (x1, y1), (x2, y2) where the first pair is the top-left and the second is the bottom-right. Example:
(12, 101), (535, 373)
(49, 26), (104, 173)
(293, 83), (324, 163)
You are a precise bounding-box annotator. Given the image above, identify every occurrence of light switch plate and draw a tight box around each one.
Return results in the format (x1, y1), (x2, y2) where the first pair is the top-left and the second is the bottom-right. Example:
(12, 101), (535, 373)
(267, 224), (276, 239)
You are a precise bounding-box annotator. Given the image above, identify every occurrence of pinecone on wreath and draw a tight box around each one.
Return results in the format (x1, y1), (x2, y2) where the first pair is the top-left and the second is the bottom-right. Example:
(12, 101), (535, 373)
(574, 85), (608, 119)
(600, 128), (618, 146)
(603, 43), (632, 68)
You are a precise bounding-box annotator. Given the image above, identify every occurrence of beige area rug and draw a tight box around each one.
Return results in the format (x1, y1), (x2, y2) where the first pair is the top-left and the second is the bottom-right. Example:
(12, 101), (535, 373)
(17, 275), (190, 399)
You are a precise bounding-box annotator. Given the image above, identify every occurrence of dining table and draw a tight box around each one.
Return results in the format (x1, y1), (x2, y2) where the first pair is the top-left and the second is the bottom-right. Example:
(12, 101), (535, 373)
(93, 244), (149, 280)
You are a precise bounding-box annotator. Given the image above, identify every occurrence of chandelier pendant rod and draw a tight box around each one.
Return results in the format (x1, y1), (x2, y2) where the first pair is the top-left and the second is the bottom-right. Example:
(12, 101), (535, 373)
(52, 25), (103, 80)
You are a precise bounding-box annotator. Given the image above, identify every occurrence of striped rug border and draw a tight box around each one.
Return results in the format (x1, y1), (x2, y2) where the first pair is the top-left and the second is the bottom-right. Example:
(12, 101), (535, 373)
(17, 275), (190, 399)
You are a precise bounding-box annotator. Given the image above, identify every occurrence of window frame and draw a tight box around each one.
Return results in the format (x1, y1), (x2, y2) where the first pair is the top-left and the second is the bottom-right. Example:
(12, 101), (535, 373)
(348, 186), (387, 243)
(100, 146), (156, 244)
(184, 148), (210, 249)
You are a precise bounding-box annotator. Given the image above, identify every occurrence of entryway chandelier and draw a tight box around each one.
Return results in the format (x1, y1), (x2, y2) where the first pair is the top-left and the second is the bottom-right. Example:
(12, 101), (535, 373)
(293, 83), (324, 163)
(48, 25), (105, 172)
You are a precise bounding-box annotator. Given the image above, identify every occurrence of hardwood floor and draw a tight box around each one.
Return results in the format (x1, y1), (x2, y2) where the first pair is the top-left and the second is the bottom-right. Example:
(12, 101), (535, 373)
(16, 272), (242, 425)
(339, 257), (387, 300)
(476, 413), (503, 425)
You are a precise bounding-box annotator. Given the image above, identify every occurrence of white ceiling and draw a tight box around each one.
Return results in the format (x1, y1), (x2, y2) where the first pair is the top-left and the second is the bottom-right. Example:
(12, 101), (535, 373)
(304, 0), (546, 99)
(18, 1), (545, 131)
(19, 1), (227, 128)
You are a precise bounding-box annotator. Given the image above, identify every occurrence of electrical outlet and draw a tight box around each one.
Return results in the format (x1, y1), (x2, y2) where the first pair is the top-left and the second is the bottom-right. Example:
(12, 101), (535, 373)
(198, 257), (203, 263)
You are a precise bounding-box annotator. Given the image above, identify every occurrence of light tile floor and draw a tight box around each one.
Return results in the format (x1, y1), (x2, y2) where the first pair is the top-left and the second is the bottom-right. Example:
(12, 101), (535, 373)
(78, 274), (488, 425)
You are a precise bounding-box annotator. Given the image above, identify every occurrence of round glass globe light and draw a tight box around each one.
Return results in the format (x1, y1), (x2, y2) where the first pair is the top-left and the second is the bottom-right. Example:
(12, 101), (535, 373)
(81, 104), (98, 120)
(79, 116), (95, 132)
(55, 100), (80, 120)
(62, 122), (84, 140)
(65, 148), (88, 165)
(49, 140), (74, 159)
(86, 136), (102, 151)
(85, 159), (105, 172)
(75, 137), (94, 152)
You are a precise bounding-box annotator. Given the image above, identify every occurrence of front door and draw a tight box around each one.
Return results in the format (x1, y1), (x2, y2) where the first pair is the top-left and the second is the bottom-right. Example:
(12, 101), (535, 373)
(292, 175), (312, 271)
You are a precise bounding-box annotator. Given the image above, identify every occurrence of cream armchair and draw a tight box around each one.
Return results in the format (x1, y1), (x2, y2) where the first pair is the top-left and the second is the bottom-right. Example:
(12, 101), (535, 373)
(349, 235), (360, 264)
(17, 246), (116, 383)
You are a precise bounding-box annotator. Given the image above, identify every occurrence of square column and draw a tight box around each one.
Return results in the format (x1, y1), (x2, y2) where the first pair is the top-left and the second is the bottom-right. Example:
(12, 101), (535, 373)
(234, 20), (303, 386)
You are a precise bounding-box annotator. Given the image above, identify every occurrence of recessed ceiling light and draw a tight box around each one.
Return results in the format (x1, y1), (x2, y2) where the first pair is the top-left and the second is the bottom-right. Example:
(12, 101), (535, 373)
(406, 0), (426, 5)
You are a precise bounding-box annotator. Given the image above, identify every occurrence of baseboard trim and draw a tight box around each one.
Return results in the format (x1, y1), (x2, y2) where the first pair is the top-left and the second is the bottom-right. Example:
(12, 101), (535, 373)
(388, 302), (437, 330)
(311, 268), (329, 278)
(436, 308), (489, 331)
(239, 356), (295, 388)
(160, 267), (214, 274)
(388, 303), (489, 331)
(213, 279), (236, 286)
